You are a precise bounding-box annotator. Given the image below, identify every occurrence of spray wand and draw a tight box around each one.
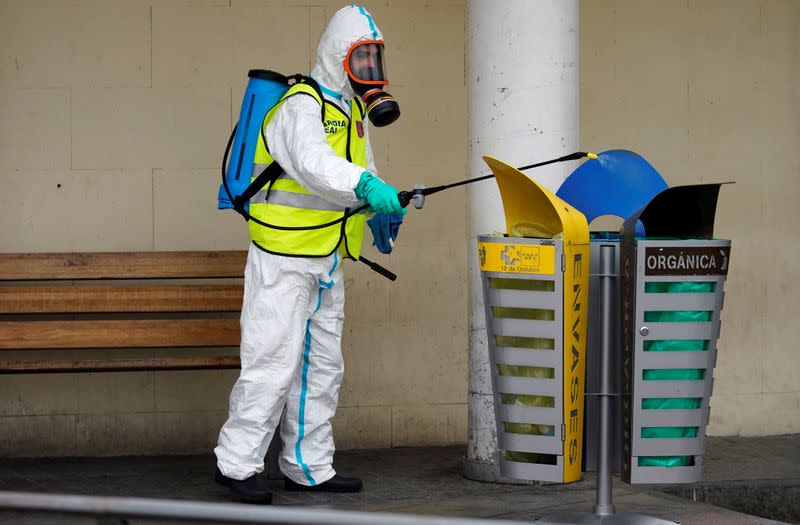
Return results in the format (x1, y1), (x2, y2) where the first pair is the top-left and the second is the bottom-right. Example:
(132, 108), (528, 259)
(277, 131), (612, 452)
(359, 151), (598, 281)
(396, 151), (597, 209)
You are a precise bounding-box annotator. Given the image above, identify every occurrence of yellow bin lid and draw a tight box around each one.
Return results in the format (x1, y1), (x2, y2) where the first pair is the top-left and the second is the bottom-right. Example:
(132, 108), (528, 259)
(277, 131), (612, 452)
(483, 156), (590, 245)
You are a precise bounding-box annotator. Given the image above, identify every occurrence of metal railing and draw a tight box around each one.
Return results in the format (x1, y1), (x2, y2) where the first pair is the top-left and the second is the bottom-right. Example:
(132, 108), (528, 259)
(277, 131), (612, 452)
(0, 490), (527, 525)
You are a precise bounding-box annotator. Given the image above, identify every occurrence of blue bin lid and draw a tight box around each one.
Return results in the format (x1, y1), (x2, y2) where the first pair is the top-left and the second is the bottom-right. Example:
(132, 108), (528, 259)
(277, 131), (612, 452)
(556, 150), (668, 236)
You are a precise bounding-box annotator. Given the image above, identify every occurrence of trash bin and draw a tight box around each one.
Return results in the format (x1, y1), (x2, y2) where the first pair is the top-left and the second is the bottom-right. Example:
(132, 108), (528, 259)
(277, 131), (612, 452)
(555, 150), (668, 474)
(477, 156), (590, 483)
(619, 183), (731, 484)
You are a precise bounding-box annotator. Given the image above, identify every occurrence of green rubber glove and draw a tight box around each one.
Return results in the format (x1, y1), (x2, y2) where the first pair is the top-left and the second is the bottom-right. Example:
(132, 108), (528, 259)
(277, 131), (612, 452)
(354, 172), (404, 215)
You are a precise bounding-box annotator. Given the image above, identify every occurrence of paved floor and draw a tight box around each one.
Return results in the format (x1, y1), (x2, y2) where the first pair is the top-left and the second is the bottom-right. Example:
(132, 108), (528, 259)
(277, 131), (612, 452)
(0, 435), (797, 524)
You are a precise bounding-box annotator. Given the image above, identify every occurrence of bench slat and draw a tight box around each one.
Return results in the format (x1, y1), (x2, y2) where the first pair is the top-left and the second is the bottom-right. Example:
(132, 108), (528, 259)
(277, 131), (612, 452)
(0, 285), (244, 314)
(0, 356), (241, 373)
(0, 251), (247, 281)
(0, 319), (240, 349)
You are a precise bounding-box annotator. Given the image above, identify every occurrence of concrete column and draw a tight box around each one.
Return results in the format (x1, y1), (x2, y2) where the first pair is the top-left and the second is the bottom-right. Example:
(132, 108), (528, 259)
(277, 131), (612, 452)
(464, 0), (580, 482)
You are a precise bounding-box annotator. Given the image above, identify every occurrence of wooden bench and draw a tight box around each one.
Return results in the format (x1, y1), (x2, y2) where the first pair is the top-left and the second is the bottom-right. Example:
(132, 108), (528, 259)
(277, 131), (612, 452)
(0, 251), (246, 374)
(0, 249), (287, 476)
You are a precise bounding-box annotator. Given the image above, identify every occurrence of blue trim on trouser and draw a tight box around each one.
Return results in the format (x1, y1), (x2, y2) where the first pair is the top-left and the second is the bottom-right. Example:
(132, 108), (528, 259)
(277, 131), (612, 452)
(295, 253), (339, 485)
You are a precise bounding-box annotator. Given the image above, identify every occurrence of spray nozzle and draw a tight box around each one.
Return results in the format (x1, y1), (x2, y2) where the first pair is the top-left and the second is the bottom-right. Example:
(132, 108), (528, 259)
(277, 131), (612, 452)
(398, 185), (426, 210)
(411, 185), (426, 209)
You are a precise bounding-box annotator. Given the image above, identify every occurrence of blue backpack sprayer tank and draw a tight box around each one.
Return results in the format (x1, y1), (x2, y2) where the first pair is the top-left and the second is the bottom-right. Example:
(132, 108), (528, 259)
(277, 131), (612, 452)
(219, 70), (310, 213)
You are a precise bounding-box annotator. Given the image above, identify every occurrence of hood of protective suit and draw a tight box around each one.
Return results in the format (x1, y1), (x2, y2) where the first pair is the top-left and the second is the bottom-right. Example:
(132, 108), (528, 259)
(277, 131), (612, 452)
(310, 5), (384, 100)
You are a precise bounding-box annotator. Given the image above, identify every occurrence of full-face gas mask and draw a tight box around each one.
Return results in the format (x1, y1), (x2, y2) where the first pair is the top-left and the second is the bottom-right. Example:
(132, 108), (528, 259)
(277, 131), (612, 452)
(344, 40), (400, 127)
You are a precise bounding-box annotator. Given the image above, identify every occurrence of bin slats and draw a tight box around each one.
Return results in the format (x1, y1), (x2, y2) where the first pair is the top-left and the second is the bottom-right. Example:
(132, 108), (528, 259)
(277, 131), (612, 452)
(500, 432), (563, 455)
(639, 293), (723, 311)
(492, 318), (559, 339)
(637, 408), (709, 427)
(630, 464), (703, 484)
(634, 436), (706, 456)
(637, 351), (712, 369)
(486, 288), (559, 309)
(497, 376), (560, 396)
(495, 347), (560, 368)
(483, 271), (554, 281)
(500, 459), (565, 483)
(637, 380), (709, 398)
(499, 405), (562, 425)
(642, 321), (719, 340)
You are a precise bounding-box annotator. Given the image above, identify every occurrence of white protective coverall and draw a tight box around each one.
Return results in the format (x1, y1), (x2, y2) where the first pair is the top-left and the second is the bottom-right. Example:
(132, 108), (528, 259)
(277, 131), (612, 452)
(214, 5), (384, 486)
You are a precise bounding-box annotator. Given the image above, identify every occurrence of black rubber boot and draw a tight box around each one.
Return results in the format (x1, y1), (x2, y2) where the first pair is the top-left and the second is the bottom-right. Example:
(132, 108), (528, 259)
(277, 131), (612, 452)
(215, 467), (273, 504)
(284, 474), (363, 493)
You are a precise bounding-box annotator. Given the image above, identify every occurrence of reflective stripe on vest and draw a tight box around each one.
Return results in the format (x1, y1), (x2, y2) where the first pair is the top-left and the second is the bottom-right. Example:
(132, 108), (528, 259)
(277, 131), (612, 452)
(251, 190), (344, 212)
(248, 83), (368, 259)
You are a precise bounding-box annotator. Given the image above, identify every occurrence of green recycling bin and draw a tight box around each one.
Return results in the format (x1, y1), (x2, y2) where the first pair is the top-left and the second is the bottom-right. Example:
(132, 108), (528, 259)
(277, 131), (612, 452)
(620, 184), (731, 484)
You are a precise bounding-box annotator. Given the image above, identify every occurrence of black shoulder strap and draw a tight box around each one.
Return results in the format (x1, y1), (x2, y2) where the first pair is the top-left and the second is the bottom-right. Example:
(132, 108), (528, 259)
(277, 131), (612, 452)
(233, 161), (284, 212)
(299, 75), (326, 122)
(353, 96), (365, 119)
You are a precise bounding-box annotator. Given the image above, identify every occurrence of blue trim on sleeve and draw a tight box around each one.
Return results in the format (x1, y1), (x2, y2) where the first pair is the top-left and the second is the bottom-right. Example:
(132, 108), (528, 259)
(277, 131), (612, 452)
(309, 75), (343, 101)
(318, 83), (343, 101)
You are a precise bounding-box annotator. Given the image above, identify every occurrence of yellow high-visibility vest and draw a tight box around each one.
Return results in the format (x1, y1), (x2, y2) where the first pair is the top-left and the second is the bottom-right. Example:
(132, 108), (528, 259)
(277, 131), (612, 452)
(248, 82), (368, 259)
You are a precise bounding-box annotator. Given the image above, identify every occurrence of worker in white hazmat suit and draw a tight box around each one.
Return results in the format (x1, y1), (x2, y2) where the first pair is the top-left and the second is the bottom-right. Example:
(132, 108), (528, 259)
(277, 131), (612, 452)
(214, 5), (404, 504)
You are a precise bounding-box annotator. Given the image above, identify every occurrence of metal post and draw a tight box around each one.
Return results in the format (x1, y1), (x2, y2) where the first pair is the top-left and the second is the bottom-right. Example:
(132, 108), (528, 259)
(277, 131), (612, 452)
(535, 244), (678, 524)
(594, 245), (616, 516)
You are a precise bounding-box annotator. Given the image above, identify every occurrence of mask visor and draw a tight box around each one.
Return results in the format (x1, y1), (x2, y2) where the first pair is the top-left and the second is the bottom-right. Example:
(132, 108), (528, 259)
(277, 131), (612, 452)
(345, 40), (388, 85)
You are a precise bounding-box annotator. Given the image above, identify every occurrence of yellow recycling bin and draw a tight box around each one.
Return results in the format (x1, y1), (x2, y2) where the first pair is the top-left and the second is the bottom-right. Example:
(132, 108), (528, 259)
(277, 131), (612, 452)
(477, 156), (590, 483)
